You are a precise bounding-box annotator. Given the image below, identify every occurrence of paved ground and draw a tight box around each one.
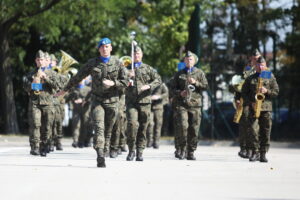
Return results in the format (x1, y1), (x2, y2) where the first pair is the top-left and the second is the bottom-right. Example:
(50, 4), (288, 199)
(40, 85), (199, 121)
(0, 135), (300, 200)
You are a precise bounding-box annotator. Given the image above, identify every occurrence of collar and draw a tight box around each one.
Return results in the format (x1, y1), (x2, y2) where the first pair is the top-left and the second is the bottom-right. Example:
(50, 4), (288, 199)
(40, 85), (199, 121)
(100, 56), (110, 63)
(134, 62), (142, 68)
(40, 67), (46, 72)
(77, 84), (85, 89)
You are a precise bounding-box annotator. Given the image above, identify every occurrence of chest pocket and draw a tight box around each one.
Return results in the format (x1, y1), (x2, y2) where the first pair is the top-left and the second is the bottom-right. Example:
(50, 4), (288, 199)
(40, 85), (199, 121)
(91, 67), (102, 85)
(107, 65), (119, 80)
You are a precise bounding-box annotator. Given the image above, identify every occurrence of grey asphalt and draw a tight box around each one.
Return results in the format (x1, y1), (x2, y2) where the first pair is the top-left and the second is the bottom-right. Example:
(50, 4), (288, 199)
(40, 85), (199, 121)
(0, 135), (300, 200)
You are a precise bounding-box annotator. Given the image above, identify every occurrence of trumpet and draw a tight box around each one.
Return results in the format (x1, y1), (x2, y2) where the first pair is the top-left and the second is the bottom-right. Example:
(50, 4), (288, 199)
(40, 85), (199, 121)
(130, 31), (137, 86)
(185, 68), (195, 103)
(254, 77), (265, 118)
(119, 56), (132, 67)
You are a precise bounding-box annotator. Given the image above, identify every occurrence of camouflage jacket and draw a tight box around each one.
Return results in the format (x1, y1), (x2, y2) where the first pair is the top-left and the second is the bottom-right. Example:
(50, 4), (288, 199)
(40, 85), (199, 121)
(241, 72), (279, 111)
(170, 67), (208, 107)
(125, 63), (162, 104)
(64, 56), (128, 104)
(67, 85), (91, 110)
(151, 83), (169, 110)
(23, 68), (60, 106)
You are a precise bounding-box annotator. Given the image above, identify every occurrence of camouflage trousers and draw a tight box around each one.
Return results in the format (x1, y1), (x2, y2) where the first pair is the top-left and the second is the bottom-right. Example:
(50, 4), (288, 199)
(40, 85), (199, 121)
(51, 104), (64, 144)
(174, 105), (201, 153)
(238, 106), (253, 151)
(28, 102), (54, 149)
(126, 103), (151, 153)
(146, 108), (164, 145)
(248, 111), (272, 153)
(72, 103), (91, 145)
(110, 109), (127, 151)
(92, 101), (118, 151)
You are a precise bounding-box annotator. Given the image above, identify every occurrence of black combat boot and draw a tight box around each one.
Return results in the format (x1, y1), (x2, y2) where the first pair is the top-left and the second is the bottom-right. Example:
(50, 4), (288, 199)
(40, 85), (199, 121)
(249, 151), (260, 162)
(178, 149), (185, 160)
(110, 149), (118, 158)
(40, 144), (47, 157)
(120, 145), (127, 152)
(238, 149), (247, 158)
(246, 150), (252, 159)
(56, 140), (63, 151)
(77, 142), (84, 148)
(153, 142), (159, 149)
(49, 141), (55, 152)
(117, 148), (122, 155)
(174, 149), (181, 159)
(187, 151), (196, 160)
(260, 152), (268, 163)
(126, 151), (135, 161)
(136, 152), (143, 161)
(72, 142), (78, 148)
(30, 147), (40, 156)
(96, 149), (106, 168)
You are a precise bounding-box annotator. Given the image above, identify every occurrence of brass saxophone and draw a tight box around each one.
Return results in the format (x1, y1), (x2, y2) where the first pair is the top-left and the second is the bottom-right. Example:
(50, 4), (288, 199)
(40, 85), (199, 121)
(233, 98), (243, 123)
(254, 77), (265, 118)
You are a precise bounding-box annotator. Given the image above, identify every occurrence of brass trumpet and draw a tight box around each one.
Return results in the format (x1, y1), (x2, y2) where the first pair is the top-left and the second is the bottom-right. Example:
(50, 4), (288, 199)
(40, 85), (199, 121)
(119, 56), (132, 67)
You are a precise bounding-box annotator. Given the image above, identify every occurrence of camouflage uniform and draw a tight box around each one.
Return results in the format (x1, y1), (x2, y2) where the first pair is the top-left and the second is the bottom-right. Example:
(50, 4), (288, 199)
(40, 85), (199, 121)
(23, 67), (60, 156)
(125, 63), (162, 160)
(68, 84), (91, 147)
(170, 66), (208, 160)
(146, 83), (169, 148)
(110, 91), (127, 157)
(64, 56), (128, 156)
(242, 71), (279, 161)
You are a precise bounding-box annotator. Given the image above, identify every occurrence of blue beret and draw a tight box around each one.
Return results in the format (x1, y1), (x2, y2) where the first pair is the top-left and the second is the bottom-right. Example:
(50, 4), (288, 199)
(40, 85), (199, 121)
(97, 38), (111, 48)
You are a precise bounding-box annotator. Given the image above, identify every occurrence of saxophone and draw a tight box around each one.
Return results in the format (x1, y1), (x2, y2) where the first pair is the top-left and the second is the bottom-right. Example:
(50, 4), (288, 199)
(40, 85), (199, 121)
(233, 98), (243, 123)
(254, 77), (265, 118)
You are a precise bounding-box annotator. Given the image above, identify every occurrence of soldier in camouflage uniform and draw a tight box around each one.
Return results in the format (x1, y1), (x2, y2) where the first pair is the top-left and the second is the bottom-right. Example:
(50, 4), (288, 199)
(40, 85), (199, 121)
(241, 56), (279, 162)
(50, 54), (68, 151)
(146, 82), (169, 149)
(68, 79), (91, 148)
(57, 38), (128, 168)
(23, 50), (60, 156)
(125, 46), (162, 161)
(169, 51), (208, 160)
(110, 87), (127, 158)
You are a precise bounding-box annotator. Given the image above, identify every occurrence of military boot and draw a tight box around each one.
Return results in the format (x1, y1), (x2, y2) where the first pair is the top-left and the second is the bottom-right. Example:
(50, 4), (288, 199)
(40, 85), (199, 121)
(120, 145), (127, 152)
(96, 149), (106, 168)
(49, 141), (55, 152)
(136, 152), (143, 161)
(249, 151), (260, 162)
(40, 144), (47, 157)
(187, 151), (196, 160)
(174, 149), (181, 159)
(117, 148), (122, 155)
(30, 147), (40, 156)
(56, 140), (63, 151)
(153, 141), (159, 149)
(246, 150), (252, 159)
(72, 142), (78, 148)
(238, 149), (247, 158)
(110, 149), (118, 158)
(178, 149), (185, 160)
(126, 151), (135, 161)
(260, 152), (268, 163)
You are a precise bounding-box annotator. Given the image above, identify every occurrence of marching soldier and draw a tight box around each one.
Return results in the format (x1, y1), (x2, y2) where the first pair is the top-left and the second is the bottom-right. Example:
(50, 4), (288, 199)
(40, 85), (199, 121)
(23, 50), (60, 156)
(242, 56), (279, 162)
(50, 54), (67, 151)
(125, 46), (162, 161)
(57, 38), (128, 168)
(68, 78), (91, 148)
(169, 51), (208, 160)
(146, 82), (169, 149)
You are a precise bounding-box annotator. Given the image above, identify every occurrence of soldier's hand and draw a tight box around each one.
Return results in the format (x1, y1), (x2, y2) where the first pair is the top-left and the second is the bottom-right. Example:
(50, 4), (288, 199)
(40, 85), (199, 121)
(235, 100), (240, 108)
(151, 95), (161, 100)
(129, 71), (135, 78)
(40, 71), (47, 79)
(55, 90), (66, 97)
(260, 87), (268, 94)
(103, 79), (115, 87)
(74, 98), (83, 104)
(141, 85), (150, 91)
(180, 90), (188, 97)
(188, 77), (196, 84)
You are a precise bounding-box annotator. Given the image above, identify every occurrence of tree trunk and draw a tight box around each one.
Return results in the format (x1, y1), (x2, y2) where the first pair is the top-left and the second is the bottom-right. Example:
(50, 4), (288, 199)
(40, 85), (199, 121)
(0, 25), (19, 134)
